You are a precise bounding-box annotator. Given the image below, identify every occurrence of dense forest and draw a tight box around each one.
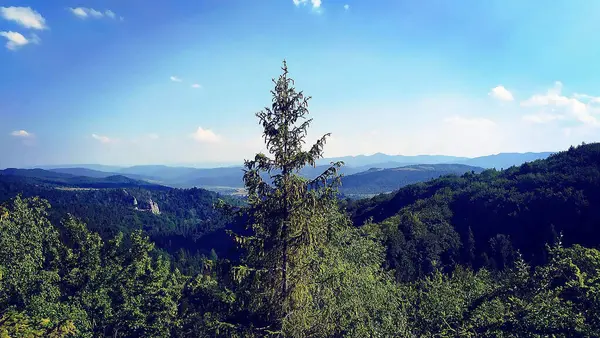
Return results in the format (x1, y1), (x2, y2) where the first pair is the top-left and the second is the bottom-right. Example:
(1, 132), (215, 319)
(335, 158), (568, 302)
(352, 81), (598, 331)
(0, 182), (245, 261)
(1, 63), (600, 337)
(345, 141), (600, 281)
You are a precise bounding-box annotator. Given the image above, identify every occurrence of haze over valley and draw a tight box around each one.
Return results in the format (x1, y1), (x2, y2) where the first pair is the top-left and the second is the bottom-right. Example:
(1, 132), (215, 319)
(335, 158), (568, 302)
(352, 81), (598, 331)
(2, 150), (553, 196)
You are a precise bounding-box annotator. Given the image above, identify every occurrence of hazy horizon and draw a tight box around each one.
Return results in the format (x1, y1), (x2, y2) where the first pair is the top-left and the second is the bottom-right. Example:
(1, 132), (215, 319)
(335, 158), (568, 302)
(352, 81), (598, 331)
(3, 1), (600, 168)
(3, 149), (560, 170)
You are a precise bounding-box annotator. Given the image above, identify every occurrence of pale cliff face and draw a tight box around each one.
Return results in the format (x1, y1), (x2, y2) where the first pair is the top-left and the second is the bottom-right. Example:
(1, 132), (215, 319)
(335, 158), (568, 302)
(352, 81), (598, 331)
(149, 199), (160, 215)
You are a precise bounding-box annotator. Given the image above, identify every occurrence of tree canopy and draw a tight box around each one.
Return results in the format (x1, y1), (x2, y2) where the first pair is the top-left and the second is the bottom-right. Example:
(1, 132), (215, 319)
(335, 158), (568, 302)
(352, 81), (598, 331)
(1, 63), (600, 337)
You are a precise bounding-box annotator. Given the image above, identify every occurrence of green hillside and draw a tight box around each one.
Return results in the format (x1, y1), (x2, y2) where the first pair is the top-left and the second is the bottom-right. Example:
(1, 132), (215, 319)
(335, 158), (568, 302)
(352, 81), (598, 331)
(339, 163), (484, 196)
(346, 142), (600, 281)
(0, 168), (169, 190)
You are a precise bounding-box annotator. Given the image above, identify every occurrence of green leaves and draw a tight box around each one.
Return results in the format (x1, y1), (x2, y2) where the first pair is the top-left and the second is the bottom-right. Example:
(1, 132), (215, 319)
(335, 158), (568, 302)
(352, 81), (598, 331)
(0, 196), (186, 337)
(405, 244), (600, 337)
(223, 61), (410, 337)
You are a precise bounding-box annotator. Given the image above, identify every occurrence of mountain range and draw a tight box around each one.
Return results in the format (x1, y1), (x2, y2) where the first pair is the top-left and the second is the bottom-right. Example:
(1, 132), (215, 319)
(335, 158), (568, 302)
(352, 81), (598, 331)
(3, 151), (553, 196)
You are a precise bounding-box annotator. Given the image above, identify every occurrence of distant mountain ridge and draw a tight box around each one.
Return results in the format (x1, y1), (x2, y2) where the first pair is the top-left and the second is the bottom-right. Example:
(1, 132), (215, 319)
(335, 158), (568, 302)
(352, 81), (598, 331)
(318, 154), (470, 167)
(319, 152), (554, 169)
(7, 151), (554, 195)
(0, 168), (169, 190)
(21, 150), (554, 173)
(457, 152), (555, 169)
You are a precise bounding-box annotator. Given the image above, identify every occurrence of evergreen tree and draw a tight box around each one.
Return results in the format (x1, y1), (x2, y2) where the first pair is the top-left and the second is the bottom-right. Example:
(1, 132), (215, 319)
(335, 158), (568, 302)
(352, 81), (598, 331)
(229, 60), (343, 334)
(228, 61), (406, 337)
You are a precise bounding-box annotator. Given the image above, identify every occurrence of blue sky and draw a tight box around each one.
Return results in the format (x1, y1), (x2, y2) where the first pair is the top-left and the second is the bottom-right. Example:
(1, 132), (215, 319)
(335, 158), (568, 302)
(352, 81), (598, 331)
(2, 0), (600, 167)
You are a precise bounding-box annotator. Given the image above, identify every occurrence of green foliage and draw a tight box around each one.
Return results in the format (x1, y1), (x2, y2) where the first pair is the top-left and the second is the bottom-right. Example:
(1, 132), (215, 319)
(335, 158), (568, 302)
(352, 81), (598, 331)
(405, 244), (600, 337)
(225, 61), (403, 337)
(0, 183), (238, 260)
(3, 64), (600, 338)
(0, 310), (77, 338)
(348, 143), (600, 280)
(0, 196), (184, 337)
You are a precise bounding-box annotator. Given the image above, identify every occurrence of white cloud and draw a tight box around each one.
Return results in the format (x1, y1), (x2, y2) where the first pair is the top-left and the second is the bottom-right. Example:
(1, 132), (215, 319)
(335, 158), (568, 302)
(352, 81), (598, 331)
(88, 8), (104, 18)
(191, 127), (220, 143)
(170, 76), (182, 82)
(147, 133), (159, 140)
(293, 0), (322, 8)
(0, 31), (38, 50)
(69, 8), (88, 18)
(68, 8), (120, 20)
(489, 85), (514, 101)
(191, 83), (202, 89)
(444, 116), (496, 128)
(522, 112), (565, 124)
(10, 130), (32, 137)
(92, 133), (112, 144)
(0, 7), (47, 30)
(521, 81), (599, 126)
(344, 4), (350, 10)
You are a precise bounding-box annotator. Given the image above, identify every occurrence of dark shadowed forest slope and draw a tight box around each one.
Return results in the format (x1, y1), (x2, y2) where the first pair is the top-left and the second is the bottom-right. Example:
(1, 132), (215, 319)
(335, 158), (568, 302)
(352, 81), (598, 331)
(0, 176), (241, 259)
(345, 142), (600, 281)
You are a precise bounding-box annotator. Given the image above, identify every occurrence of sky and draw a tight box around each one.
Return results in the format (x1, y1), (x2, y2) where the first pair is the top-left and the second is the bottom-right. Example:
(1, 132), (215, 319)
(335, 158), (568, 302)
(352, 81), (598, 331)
(1, 0), (600, 168)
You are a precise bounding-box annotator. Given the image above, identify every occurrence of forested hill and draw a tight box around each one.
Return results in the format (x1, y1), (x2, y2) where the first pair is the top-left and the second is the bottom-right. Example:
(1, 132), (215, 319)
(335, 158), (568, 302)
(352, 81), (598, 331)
(0, 175), (240, 259)
(345, 142), (600, 281)
(0, 168), (169, 190)
(339, 163), (483, 196)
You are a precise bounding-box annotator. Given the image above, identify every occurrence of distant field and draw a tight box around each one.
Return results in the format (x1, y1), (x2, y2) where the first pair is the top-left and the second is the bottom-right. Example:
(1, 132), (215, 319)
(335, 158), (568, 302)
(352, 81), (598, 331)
(55, 187), (98, 191)
(200, 186), (248, 196)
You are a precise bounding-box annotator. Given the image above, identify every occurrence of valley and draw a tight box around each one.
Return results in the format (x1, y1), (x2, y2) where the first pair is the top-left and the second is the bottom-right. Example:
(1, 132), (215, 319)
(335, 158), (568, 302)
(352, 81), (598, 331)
(2, 3), (598, 332)
(10, 150), (552, 198)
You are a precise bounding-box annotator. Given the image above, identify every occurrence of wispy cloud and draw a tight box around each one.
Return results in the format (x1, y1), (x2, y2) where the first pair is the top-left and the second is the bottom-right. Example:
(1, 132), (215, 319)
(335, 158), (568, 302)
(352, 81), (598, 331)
(170, 76), (182, 82)
(92, 133), (112, 144)
(131, 133), (159, 144)
(522, 112), (566, 124)
(344, 4), (350, 10)
(0, 7), (47, 30)
(520, 81), (599, 127)
(68, 8), (121, 20)
(488, 85), (514, 101)
(444, 116), (496, 129)
(105, 10), (116, 19)
(191, 83), (202, 89)
(573, 93), (600, 104)
(10, 130), (33, 137)
(191, 127), (220, 143)
(0, 31), (38, 50)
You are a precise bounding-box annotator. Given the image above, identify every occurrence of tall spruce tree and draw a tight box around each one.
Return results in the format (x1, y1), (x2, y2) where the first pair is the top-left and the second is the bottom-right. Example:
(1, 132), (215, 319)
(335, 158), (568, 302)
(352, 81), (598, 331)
(229, 62), (406, 337)
(230, 61), (342, 333)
